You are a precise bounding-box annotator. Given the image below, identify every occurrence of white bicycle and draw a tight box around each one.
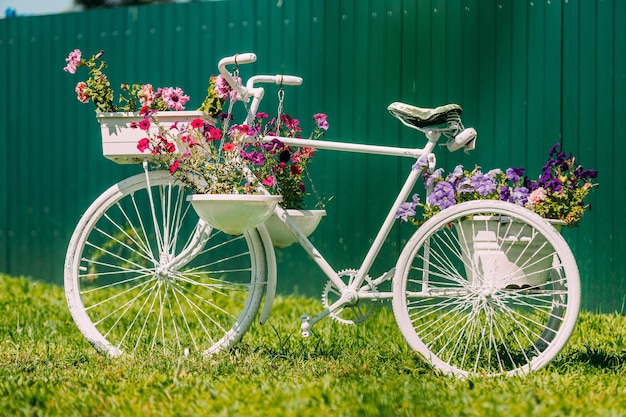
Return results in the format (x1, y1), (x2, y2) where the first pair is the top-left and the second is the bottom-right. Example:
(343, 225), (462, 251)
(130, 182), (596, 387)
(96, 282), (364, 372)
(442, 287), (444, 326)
(64, 53), (580, 377)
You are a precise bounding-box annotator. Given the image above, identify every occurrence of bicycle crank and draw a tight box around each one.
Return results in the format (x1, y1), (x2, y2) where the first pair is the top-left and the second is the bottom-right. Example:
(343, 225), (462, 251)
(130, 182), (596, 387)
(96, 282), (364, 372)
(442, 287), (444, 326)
(321, 269), (380, 325)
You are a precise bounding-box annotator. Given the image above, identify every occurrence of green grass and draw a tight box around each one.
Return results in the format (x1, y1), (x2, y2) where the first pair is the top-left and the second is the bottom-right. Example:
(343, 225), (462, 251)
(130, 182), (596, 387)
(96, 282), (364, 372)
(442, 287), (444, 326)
(2, 274), (626, 417)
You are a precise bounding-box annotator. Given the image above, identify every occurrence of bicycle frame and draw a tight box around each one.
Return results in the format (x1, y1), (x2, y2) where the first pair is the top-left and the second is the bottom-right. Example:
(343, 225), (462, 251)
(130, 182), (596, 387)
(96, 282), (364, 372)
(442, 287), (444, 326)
(252, 129), (446, 332)
(214, 53), (464, 333)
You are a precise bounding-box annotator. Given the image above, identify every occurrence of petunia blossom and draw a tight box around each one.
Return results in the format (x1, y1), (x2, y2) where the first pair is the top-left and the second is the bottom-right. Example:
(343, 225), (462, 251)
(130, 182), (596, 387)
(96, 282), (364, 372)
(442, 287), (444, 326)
(137, 138), (150, 153)
(160, 87), (190, 111)
(313, 113), (329, 130)
(75, 81), (90, 103)
(138, 84), (154, 107)
(528, 187), (547, 207)
(428, 181), (456, 210)
(262, 176), (275, 187)
(168, 160), (180, 173)
(505, 167), (525, 183)
(138, 119), (151, 131)
(215, 74), (241, 100)
(470, 171), (497, 196)
(63, 49), (81, 74)
(190, 118), (204, 129)
(395, 201), (417, 222)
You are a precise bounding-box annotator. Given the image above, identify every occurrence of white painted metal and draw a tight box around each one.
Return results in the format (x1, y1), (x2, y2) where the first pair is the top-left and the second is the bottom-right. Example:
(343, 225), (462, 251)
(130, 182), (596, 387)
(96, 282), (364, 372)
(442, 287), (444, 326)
(392, 200), (580, 377)
(64, 170), (270, 356)
(67, 53), (580, 376)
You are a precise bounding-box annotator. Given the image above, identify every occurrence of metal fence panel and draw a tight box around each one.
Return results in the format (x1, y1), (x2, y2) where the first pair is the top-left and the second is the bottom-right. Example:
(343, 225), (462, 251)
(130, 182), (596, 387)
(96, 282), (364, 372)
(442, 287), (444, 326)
(0, 0), (622, 311)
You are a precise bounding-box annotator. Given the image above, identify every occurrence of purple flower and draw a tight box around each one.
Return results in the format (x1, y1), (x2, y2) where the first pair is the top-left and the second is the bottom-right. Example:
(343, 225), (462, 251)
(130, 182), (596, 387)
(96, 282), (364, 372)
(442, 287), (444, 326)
(470, 171), (497, 196)
(486, 168), (502, 179)
(549, 142), (561, 156)
(262, 138), (284, 151)
(428, 181), (456, 209)
(524, 178), (539, 192)
(499, 185), (511, 201)
(509, 186), (529, 206)
(396, 202), (417, 222)
(424, 168), (444, 188)
(446, 165), (464, 183)
(580, 169), (598, 180)
(313, 113), (329, 130)
(241, 150), (265, 165)
(412, 156), (430, 172)
(456, 178), (474, 194)
(549, 178), (563, 193)
(505, 167), (525, 183)
(396, 194), (420, 221)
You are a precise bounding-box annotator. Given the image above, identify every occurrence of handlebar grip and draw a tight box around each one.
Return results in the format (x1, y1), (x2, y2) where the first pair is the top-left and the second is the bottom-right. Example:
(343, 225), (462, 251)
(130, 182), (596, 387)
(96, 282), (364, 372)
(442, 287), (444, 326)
(278, 75), (303, 86)
(217, 53), (257, 70)
(246, 74), (303, 89)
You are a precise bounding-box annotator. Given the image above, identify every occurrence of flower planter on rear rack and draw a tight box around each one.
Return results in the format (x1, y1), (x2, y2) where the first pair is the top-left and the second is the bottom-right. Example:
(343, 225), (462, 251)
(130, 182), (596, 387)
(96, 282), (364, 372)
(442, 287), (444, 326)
(456, 216), (565, 289)
(264, 209), (327, 248)
(188, 194), (283, 236)
(97, 111), (215, 164)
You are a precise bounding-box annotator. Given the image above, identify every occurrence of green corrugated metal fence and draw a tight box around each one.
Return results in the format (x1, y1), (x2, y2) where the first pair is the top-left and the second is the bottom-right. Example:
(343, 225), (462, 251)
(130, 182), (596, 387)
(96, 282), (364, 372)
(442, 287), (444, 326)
(0, 0), (623, 311)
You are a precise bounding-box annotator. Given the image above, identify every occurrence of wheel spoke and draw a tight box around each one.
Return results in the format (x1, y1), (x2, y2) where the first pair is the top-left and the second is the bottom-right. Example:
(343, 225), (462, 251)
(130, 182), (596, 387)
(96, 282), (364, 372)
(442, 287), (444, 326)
(393, 200), (580, 377)
(65, 171), (268, 357)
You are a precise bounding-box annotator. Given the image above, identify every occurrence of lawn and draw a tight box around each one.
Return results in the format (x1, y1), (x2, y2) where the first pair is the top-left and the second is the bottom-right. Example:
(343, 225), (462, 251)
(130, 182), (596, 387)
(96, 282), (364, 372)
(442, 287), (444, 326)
(1, 274), (626, 416)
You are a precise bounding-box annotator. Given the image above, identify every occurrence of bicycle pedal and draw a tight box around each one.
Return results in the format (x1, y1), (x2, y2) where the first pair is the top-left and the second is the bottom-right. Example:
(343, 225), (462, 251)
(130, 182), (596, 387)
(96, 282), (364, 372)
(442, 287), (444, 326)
(300, 314), (311, 338)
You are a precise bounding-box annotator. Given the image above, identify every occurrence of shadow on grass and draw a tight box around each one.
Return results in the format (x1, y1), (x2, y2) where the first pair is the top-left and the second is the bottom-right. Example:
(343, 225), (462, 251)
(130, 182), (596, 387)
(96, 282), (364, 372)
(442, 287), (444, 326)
(552, 345), (626, 371)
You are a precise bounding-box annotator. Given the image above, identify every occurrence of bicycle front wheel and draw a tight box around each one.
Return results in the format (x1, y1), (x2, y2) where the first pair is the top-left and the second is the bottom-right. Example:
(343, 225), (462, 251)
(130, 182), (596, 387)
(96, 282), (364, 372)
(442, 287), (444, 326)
(392, 200), (580, 377)
(64, 170), (269, 357)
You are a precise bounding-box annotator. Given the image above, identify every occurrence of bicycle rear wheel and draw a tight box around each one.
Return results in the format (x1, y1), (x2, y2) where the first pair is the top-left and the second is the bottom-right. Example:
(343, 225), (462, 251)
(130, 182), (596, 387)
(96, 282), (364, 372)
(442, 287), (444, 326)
(392, 200), (580, 377)
(64, 170), (269, 357)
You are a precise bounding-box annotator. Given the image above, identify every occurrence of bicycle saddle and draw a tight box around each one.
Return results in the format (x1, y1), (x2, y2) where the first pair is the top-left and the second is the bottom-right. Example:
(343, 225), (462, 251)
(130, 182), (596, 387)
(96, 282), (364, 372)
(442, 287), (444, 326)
(387, 102), (463, 128)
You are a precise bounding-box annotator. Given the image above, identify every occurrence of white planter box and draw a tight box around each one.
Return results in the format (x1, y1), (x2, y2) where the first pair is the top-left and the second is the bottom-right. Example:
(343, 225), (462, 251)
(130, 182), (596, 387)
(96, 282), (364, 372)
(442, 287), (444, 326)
(96, 111), (215, 164)
(456, 216), (564, 289)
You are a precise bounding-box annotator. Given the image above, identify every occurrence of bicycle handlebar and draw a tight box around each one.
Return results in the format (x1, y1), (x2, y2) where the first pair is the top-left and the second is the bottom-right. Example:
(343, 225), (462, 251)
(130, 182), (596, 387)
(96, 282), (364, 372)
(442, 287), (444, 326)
(217, 53), (257, 101)
(246, 75), (303, 88)
(217, 52), (257, 70)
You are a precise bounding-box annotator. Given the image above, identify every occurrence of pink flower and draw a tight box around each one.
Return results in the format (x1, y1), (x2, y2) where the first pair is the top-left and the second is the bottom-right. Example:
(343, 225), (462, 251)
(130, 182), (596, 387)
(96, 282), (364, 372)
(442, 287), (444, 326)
(528, 187), (547, 207)
(137, 138), (150, 153)
(206, 127), (222, 141)
(138, 84), (154, 107)
(138, 119), (150, 131)
(164, 141), (176, 153)
(63, 49), (81, 74)
(191, 118), (204, 129)
(168, 160), (180, 173)
(215, 74), (241, 100)
(223, 142), (236, 152)
(160, 87), (189, 111)
(313, 113), (329, 130)
(75, 81), (90, 103)
(281, 114), (301, 132)
(262, 176), (275, 187)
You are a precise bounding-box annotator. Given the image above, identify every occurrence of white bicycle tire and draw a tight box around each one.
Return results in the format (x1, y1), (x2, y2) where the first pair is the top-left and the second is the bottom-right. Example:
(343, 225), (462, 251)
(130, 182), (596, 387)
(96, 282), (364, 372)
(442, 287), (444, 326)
(393, 200), (580, 377)
(64, 171), (269, 357)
